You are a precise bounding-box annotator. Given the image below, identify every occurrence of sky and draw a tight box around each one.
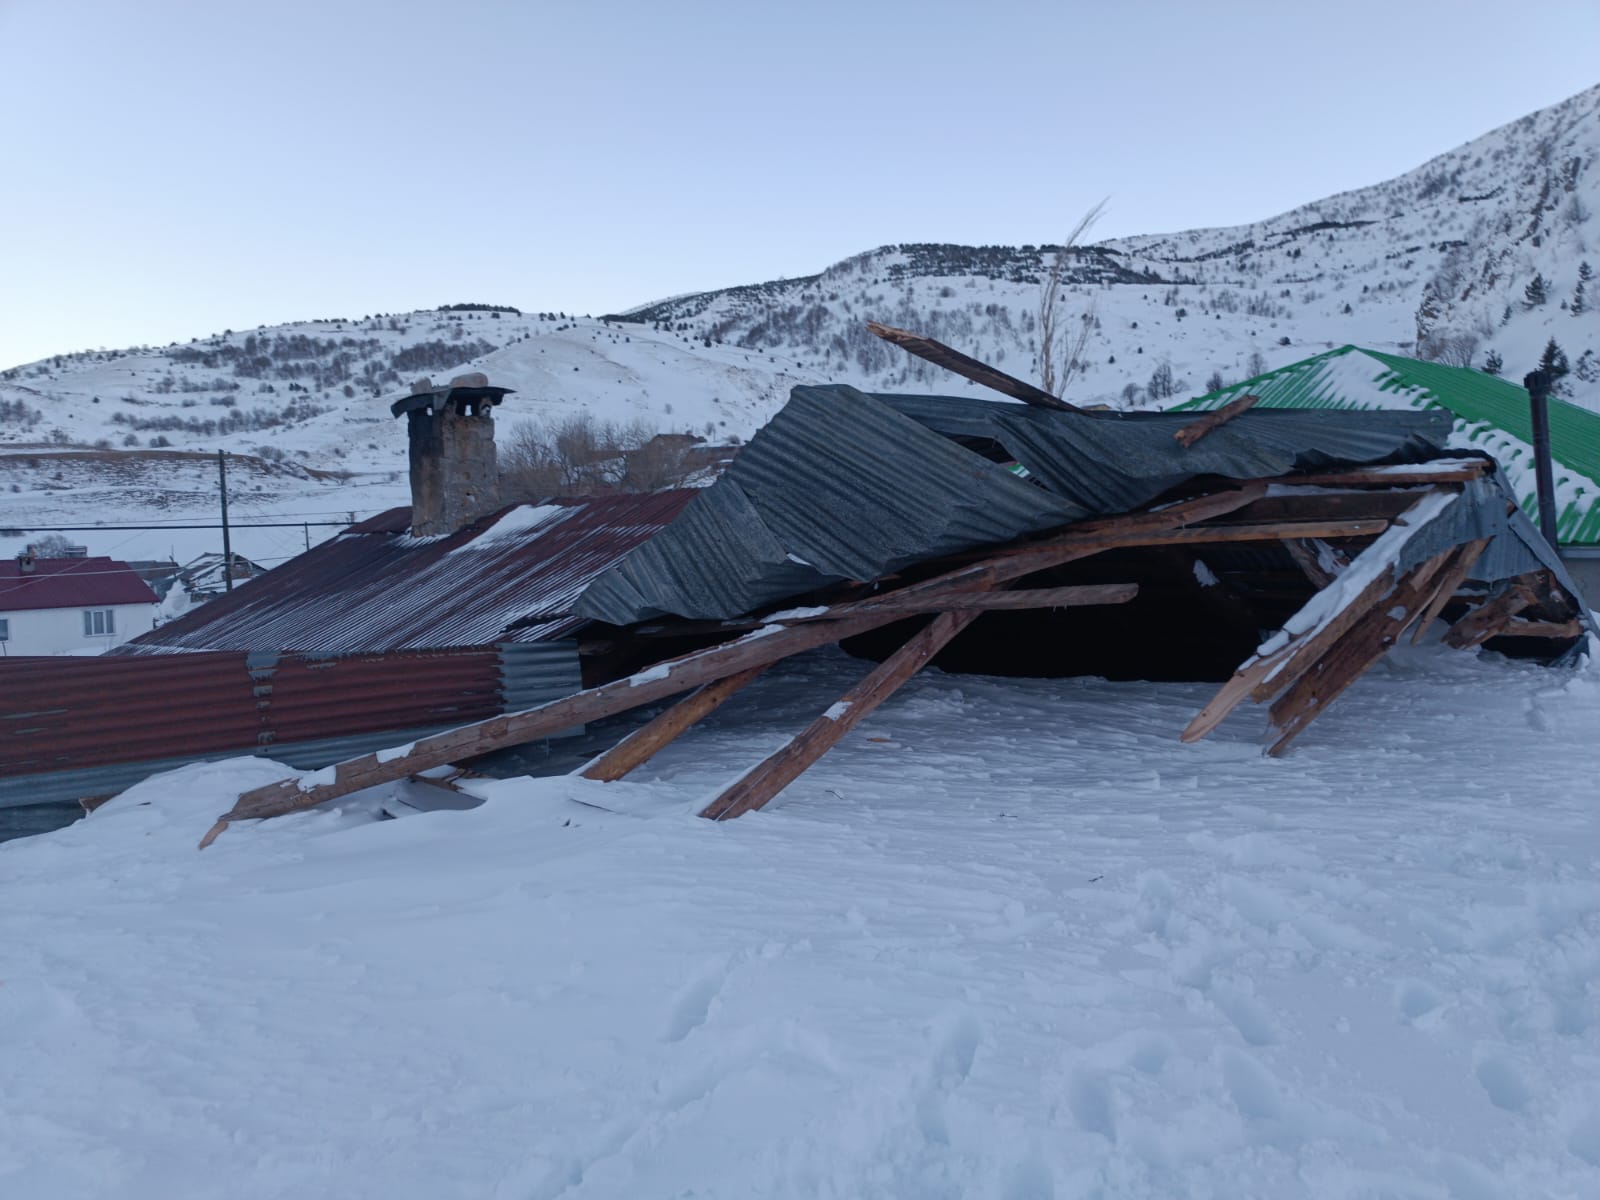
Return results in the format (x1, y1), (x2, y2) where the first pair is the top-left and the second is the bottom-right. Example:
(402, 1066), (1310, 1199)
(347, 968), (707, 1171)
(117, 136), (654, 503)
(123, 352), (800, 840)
(2, 0), (1596, 367)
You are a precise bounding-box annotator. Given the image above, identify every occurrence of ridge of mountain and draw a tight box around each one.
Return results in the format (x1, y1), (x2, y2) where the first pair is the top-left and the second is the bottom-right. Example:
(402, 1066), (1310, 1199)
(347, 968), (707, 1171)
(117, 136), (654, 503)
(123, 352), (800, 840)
(2, 84), (1596, 570)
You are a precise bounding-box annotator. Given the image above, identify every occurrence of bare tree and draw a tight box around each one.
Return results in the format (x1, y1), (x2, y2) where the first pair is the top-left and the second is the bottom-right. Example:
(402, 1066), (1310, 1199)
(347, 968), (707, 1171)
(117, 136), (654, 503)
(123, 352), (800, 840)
(1038, 200), (1106, 398)
(501, 414), (702, 499)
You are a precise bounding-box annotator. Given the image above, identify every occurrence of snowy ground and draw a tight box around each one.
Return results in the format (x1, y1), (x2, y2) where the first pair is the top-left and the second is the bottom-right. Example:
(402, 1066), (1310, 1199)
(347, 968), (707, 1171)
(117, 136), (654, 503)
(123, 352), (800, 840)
(4, 641), (1599, 1199)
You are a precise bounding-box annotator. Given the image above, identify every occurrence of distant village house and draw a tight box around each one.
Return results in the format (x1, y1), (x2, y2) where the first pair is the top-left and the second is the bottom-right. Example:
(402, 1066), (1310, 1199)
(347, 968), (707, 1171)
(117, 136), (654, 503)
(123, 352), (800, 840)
(0, 547), (159, 656)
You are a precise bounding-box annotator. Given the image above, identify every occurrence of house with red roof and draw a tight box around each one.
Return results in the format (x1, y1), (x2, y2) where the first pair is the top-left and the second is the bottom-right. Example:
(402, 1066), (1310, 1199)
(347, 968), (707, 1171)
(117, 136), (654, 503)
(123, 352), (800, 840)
(0, 548), (159, 656)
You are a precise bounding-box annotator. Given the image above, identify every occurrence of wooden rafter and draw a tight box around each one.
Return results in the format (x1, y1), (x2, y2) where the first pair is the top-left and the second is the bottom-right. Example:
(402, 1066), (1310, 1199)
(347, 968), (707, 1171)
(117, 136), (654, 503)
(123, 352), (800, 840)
(578, 664), (770, 783)
(865, 320), (1081, 412)
(699, 609), (983, 821)
(1174, 394), (1260, 448)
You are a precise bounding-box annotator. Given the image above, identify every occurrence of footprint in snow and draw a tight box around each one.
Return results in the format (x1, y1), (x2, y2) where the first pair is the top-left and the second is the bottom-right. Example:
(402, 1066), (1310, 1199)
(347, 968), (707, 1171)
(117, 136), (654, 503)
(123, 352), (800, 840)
(661, 960), (727, 1044)
(1473, 1051), (1532, 1113)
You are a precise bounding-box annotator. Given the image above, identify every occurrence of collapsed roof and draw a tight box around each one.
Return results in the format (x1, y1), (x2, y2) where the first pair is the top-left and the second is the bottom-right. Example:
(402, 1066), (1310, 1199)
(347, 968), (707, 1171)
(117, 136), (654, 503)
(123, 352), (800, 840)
(199, 378), (1595, 845)
(574, 384), (1576, 629)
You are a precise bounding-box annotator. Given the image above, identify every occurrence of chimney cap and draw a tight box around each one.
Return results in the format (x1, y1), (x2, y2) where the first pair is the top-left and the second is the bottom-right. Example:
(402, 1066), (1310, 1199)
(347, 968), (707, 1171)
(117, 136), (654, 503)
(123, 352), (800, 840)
(389, 374), (513, 419)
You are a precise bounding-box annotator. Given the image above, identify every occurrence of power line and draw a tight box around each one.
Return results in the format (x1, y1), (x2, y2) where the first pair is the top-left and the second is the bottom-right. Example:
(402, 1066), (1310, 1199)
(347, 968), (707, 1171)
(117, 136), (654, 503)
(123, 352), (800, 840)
(4, 521), (356, 531)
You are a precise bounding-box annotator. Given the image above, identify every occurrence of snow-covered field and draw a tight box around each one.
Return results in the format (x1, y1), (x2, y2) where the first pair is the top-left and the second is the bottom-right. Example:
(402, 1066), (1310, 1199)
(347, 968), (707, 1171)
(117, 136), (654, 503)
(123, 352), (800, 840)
(5, 640), (1598, 1198)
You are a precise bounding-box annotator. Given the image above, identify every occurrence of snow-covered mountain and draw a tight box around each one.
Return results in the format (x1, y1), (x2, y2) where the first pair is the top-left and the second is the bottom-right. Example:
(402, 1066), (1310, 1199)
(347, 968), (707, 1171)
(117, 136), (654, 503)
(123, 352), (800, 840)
(3, 84), (1597, 570)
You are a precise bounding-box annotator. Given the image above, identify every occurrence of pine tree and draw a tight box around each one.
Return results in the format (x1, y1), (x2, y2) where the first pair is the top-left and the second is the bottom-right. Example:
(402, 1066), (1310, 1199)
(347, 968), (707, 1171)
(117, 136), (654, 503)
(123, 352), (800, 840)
(1414, 284), (1442, 347)
(1483, 349), (1503, 376)
(1524, 274), (1549, 308)
(1573, 281), (1587, 316)
(1539, 338), (1571, 389)
(1580, 261), (1594, 284)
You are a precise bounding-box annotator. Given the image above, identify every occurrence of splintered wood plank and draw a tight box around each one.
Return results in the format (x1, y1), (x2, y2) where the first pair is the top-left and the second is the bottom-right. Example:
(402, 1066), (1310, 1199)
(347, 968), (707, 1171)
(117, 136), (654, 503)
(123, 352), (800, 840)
(1265, 549), (1456, 756)
(1181, 489), (1463, 745)
(1441, 580), (1540, 649)
(1179, 567), (1398, 744)
(1174, 393), (1260, 448)
(1484, 617), (1585, 639)
(699, 609), (983, 822)
(578, 665), (770, 783)
(1410, 537), (1490, 645)
(1281, 538), (1341, 589)
(865, 321), (1079, 412)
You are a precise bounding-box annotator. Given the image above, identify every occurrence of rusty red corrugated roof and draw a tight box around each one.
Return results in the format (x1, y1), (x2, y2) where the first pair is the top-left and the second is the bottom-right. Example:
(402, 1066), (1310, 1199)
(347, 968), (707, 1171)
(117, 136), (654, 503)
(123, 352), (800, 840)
(0, 648), (504, 777)
(0, 557), (159, 612)
(118, 491), (696, 655)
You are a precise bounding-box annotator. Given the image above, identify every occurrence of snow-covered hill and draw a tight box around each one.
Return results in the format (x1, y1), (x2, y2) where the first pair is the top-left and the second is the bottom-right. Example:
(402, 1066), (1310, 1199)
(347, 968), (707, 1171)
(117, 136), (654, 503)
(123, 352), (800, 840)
(3, 84), (1597, 569)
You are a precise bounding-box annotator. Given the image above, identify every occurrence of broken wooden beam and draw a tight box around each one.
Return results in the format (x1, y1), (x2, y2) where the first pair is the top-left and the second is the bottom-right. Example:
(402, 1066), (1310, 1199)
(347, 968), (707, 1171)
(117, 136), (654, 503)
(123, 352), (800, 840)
(1485, 617), (1586, 639)
(1409, 537), (1490, 645)
(578, 664), (770, 783)
(699, 609), (983, 821)
(865, 320), (1081, 412)
(1264, 548), (1457, 756)
(1440, 580), (1539, 649)
(1281, 538), (1342, 589)
(199, 607), (937, 847)
(1174, 394), (1260, 448)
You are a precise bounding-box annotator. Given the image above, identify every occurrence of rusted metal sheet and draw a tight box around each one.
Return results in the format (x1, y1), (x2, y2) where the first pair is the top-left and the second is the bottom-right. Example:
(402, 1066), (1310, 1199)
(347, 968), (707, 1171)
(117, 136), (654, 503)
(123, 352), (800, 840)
(0, 648), (505, 780)
(117, 490), (696, 655)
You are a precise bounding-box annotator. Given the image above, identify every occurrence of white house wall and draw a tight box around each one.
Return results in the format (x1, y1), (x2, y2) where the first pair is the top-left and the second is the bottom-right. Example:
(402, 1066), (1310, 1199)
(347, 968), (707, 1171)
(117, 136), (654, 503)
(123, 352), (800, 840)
(0, 603), (159, 657)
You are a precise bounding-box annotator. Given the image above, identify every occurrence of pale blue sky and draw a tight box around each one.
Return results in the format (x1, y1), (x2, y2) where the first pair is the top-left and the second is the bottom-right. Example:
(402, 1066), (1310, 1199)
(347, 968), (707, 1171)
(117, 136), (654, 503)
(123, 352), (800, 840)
(2, 0), (1596, 366)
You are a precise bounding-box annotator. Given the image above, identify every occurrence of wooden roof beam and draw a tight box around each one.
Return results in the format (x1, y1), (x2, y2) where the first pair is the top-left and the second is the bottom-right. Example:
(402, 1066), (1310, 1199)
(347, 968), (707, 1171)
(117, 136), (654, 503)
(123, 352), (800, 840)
(865, 320), (1083, 413)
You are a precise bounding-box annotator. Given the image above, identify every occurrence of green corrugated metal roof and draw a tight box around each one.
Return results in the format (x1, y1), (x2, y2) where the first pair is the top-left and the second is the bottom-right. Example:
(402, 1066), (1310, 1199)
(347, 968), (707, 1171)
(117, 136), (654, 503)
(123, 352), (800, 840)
(1174, 346), (1600, 544)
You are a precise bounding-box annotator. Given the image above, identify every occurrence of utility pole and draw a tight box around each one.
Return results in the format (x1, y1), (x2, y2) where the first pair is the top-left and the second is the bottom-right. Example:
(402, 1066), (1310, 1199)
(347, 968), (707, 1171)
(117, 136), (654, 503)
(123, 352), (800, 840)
(1523, 370), (1559, 546)
(303, 522), (310, 552)
(218, 450), (234, 592)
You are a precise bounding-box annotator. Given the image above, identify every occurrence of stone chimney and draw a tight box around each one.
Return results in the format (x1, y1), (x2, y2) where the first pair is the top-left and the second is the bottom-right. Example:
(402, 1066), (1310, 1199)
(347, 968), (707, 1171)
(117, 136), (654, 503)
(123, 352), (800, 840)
(17, 545), (36, 574)
(389, 373), (514, 537)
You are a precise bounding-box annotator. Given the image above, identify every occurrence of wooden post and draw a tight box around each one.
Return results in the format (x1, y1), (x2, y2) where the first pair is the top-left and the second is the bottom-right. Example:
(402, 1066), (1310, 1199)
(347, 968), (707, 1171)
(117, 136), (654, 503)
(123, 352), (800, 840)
(699, 609), (983, 821)
(579, 665), (770, 782)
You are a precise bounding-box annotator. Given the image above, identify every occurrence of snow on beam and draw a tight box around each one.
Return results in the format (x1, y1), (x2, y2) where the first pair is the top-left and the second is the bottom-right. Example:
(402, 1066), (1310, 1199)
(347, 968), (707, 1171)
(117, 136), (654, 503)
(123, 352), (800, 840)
(1181, 489), (1461, 746)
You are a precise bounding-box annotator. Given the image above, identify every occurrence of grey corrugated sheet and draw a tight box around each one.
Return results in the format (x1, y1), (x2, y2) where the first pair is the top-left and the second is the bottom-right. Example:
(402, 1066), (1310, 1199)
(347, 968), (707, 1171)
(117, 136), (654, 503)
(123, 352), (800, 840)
(576, 384), (1464, 625)
(498, 640), (586, 738)
(578, 387), (1081, 623)
(883, 395), (1454, 515)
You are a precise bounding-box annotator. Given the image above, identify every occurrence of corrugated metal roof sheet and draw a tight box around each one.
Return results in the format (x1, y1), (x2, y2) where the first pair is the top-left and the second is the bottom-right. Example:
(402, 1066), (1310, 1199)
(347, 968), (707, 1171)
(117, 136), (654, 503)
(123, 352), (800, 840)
(119, 490), (695, 655)
(0, 641), (590, 809)
(1173, 346), (1600, 544)
(0, 557), (158, 612)
(0, 648), (504, 778)
(575, 384), (1460, 625)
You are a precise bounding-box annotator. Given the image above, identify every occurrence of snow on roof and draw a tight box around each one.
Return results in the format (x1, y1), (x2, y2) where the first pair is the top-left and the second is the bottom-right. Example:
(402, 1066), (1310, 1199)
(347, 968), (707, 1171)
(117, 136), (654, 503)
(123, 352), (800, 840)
(0, 557), (158, 612)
